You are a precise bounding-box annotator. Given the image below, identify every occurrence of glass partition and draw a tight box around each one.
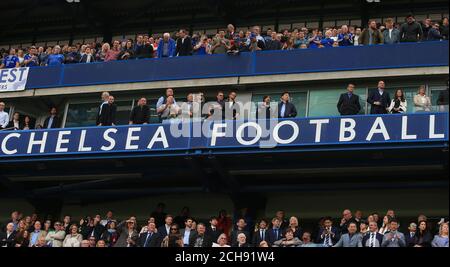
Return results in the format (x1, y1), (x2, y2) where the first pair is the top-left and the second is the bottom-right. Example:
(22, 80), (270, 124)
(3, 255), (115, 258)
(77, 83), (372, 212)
(308, 88), (367, 117)
(251, 92), (308, 119)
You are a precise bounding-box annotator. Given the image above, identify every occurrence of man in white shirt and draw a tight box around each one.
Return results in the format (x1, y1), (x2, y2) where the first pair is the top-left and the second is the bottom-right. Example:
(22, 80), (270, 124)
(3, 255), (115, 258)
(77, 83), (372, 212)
(0, 223), (16, 247)
(362, 221), (384, 247)
(0, 102), (9, 129)
(180, 218), (196, 247)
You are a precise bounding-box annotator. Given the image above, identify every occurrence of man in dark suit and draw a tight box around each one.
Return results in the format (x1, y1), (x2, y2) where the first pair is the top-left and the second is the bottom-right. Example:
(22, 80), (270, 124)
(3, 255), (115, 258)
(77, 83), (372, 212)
(176, 29), (193, 57)
(252, 219), (271, 247)
(230, 218), (250, 247)
(267, 217), (284, 245)
(405, 222), (418, 247)
(337, 84), (362, 116)
(361, 221), (384, 247)
(206, 217), (223, 244)
(278, 92), (298, 118)
(316, 217), (340, 247)
(180, 218), (197, 247)
(43, 107), (60, 129)
(96, 92), (110, 126)
(189, 223), (213, 247)
(0, 223), (16, 247)
(97, 95), (117, 126)
(367, 81), (391, 114)
(138, 222), (161, 247)
(157, 215), (174, 239)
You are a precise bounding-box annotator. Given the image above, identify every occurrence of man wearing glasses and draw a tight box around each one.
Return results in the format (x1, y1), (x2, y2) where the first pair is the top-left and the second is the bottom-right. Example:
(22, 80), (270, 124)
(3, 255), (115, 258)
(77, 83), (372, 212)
(44, 222), (66, 247)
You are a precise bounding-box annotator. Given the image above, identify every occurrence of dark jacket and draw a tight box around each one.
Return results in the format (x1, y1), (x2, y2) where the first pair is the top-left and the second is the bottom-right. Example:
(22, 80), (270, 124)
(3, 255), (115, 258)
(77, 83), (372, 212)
(230, 229), (250, 247)
(81, 223), (105, 240)
(176, 36), (193, 56)
(252, 229), (271, 247)
(6, 121), (23, 130)
(189, 233), (213, 248)
(137, 231), (162, 247)
(267, 228), (284, 245)
(97, 103), (117, 126)
(278, 101), (298, 118)
(337, 93), (362, 116)
(79, 54), (96, 63)
(415, 231), (433, 247)
(43, 115), (60, 129)
(315, 226), (340, 246)
(361, 232), (384, 247)
(367, 89), (391, 114)
(359, 28), (384, 45)
(400, 22), (423, 42)
(135, 44), (154, 59)
(0, 231), (16, 247)
(405, 232), (417, 247)
(205, 226), (223, 244)
(427, 28), (442, 41)
(129, 105), (150, 125)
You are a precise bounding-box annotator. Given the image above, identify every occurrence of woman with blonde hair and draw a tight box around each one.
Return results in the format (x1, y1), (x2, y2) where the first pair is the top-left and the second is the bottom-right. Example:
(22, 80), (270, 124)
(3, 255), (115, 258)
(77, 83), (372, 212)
(287, 216), (303, 239)
(63, 224), (83, 247)
(414, 85), (432, 112)
(432, 222), (449, 247)
(213, 233), (231, 247)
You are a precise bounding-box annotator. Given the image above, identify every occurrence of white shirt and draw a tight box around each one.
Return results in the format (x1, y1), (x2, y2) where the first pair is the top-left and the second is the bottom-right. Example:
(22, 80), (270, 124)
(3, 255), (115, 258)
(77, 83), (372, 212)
(389, 29), (393, 39)
(0, 111), (9, 128)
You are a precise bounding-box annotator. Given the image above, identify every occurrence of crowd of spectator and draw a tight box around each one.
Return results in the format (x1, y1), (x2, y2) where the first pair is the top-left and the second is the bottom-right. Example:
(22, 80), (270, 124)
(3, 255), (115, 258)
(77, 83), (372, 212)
(1, 80), (448, 131)
(1, 207), (448, 248)
(1, 14), (448, 68)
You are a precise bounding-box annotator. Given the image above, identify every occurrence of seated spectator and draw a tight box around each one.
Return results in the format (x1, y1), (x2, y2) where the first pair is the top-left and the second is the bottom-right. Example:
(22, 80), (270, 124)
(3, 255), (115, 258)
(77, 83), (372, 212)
(0, 48), (20, 69)
(252, 219), (270, 246)
(16, 49), (25, 67)
(96, 240), (106, 247)
(432, 222), (449, 247)
(96, 43), (110, 62)
(190, 223), (212, 248)
(299, 232), (321, 247)
(157, 96), (180, 122)
(157, 33), (176, 58)
(137, 221), (160, 247)
(379, 215), (392, 235)
(278, 92), (297, 118)
(265, 32), (282, 50)
(333, 222), (362, 247)
(14, 229), (29, 247)
(388, 89), (408, 114)
(65, 46), (80, 64)
(0, 223), (16, 247)
(7, 112), (22, 130)
(308, 29), (322, 48)
(286, 216), (303, 240)
(405, 222), (418, 247)
(118, 40), (135, 60)
(316, 217), (340, 247)
(21, 115), (33, 130)
(100, 221), (119, 247)
(414, 85), (432, 112)
(230, 218), (250, 247)
(360, 20), (384, 45)
(268, 217), (283, 245)
(273, 229), (302, 247)
(235, 233), (251, 247)
(211, 30), (231, 54)
(383, 18), (401, 44)
(337, 83), (362, 116)
(400, 14), (424, 42)
(44, 221), (65, 247)
(213, 233), (230, 247)
(414, 220), (433, 247)
(362, 221), (384, 247)
(37, 46), (50, 66)
(80, 47), (95, 63)
(382, 218), (406, 247)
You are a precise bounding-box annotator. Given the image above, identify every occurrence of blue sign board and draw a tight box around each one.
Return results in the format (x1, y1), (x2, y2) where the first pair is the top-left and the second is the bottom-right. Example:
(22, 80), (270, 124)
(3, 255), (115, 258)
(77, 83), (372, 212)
(0, 113), (448, 158)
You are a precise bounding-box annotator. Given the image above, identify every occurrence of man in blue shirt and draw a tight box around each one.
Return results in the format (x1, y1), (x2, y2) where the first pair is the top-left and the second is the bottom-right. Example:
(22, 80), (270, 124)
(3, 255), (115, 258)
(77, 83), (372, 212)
(46, 45), (65, 66)
(0, 48), (20, 69)
(24, 46), (40, 67)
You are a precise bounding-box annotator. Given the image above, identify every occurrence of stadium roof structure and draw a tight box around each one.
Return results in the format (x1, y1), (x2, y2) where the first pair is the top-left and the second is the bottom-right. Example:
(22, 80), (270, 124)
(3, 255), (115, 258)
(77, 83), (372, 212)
(1, 0), (448, 45)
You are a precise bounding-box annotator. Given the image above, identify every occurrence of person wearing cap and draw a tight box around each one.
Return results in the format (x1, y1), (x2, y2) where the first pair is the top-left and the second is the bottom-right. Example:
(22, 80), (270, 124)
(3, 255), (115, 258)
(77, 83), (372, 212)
(400, 14), (424, 42)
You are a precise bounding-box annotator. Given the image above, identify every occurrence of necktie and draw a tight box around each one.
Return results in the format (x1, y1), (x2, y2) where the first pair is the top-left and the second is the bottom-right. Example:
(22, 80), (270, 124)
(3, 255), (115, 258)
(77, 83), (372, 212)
(370, 233), (375, 247)
(144, 232), (152, 247)
(261, 230), (265, 241)
(325, 233), (330, 247)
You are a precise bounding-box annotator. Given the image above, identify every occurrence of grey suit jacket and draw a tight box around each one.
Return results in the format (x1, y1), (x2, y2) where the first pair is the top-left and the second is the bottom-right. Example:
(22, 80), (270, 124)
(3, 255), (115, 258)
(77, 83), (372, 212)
(333, 233), (362, 247)
(383, 28), (401, 44)
(381, 231), (406, 247)
(180, 228), (197, 246)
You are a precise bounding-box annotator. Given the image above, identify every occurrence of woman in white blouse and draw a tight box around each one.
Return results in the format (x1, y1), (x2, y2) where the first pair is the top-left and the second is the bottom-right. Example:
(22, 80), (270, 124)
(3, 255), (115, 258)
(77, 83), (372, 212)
(378, 215), (392, 235)
(63, 224), (83, 247)
(414, 86), (432, 112)
(388, 89), (408, 114)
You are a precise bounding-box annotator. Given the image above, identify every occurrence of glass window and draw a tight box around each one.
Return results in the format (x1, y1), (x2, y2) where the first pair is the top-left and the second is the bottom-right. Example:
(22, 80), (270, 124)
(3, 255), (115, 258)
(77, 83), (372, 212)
(65, 100), (133, 128)
(430, 86), (449, 112)
(251, 92), (307, 119)
(308, 88), (367, 117)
